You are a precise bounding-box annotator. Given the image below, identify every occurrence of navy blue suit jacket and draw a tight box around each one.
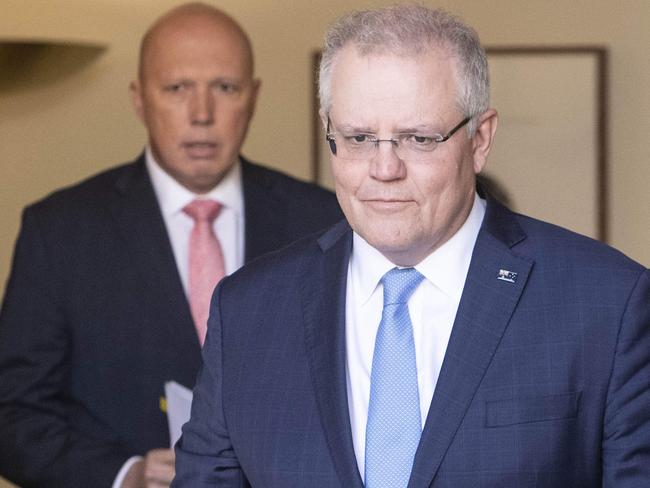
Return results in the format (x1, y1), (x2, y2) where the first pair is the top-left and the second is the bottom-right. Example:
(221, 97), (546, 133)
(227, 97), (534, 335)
(174, 197), (650, 487)
(0, 155), (343, 487)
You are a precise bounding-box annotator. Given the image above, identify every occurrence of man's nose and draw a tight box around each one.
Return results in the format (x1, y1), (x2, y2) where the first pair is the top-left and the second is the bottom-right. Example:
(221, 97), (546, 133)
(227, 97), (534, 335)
(369, 140), (406, 181)
(190, 88), (215, 125)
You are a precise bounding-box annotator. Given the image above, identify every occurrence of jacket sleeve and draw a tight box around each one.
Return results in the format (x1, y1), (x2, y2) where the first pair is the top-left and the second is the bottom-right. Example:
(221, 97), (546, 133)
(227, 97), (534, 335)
(0, 208), (128, 487)
(172, 280), (250, 487)
(602, 269), (650, 485)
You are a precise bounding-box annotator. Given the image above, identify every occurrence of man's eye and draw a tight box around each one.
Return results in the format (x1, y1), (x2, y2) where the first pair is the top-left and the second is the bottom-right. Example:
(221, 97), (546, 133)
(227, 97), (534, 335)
(400, 134), (438, 150)
(407, 135), (435, 145)
(345, 134), (370, 144)
(164, 83), (186, 93)
(217, 83), (238, 93)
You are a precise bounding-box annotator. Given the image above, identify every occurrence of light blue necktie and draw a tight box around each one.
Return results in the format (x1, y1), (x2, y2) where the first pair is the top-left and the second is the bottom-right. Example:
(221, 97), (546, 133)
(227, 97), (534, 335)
(365, 267), (424, 488)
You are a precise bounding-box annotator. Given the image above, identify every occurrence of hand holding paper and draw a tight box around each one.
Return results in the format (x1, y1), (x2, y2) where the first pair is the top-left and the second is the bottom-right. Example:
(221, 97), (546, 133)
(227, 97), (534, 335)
(164, 381), (193, 448)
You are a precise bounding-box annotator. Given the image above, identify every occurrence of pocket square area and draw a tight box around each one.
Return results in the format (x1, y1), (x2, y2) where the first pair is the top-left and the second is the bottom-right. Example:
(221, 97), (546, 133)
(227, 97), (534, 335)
(486, 391), (580, 427)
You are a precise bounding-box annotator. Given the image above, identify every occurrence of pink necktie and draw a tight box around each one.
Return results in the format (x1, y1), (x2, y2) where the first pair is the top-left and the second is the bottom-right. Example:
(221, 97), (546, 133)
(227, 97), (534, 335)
(183, 199), (226, 345)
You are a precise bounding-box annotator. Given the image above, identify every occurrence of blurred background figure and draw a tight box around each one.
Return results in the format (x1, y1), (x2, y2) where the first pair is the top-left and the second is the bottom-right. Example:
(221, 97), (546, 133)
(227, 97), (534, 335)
(476, 173), (512, 206)
(0, 3), (341, 487)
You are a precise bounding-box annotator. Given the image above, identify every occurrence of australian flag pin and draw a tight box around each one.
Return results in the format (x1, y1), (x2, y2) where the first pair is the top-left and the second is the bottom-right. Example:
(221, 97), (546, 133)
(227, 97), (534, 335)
(497, 269), (517, 283)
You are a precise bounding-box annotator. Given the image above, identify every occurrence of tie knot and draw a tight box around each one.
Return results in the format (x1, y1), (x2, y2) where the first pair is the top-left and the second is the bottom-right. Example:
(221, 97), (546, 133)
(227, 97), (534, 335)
(382, 267), (424, 306)
(183, 199), (221, 223)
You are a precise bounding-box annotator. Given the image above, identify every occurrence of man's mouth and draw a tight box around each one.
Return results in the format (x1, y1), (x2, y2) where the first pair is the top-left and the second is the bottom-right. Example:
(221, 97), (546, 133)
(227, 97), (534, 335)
(183, 141), (218, 158)
(363, 199), (413, 211)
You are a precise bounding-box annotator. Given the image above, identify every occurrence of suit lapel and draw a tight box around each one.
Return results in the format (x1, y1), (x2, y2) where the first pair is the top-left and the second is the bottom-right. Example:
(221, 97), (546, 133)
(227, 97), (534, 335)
(241, 160), (288, 262)
(409, 200), (534, 488)
(301, 222), (365, 488)
(107, 157), (199, 357)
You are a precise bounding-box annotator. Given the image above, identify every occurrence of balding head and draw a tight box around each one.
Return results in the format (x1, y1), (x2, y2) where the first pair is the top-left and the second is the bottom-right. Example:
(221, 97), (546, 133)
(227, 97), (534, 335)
(130, 2), (260, 194)
(138, 2), (255, 83)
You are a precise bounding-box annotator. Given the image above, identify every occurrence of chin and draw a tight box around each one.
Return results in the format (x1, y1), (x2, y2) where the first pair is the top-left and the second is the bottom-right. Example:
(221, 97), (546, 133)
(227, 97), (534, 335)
(367, 233), (416, 254)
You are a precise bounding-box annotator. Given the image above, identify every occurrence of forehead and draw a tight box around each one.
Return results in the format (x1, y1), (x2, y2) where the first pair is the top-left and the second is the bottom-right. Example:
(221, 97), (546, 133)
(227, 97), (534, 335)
(329, 45), (460, 124)
(143, 15), (252, 79)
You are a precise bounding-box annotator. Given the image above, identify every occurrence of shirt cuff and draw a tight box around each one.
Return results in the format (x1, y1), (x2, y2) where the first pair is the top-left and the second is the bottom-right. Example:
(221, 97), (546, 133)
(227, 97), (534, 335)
(112, 456), (143, 488)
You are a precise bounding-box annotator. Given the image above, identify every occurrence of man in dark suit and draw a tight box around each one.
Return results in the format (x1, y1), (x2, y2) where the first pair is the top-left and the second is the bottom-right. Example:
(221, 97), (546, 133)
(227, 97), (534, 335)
(173, 5), (650, 487)
(0, 3), (341, 487)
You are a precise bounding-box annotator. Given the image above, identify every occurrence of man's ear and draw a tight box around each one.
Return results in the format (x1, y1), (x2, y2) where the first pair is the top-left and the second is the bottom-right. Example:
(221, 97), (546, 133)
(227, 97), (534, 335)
(130, 80), (145, 123)
(247, 78), (262, 116)
(472, 108), (498, 174)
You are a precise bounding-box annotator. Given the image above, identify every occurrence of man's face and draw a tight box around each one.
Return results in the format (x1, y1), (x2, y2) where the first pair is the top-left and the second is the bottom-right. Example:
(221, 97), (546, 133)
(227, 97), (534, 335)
(328, 45), (496, 266)
(132, 16), (259, 193)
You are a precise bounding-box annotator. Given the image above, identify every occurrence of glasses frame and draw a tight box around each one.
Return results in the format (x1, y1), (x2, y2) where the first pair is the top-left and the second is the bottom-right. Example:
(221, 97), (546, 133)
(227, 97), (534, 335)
(325, 116), (471, 159)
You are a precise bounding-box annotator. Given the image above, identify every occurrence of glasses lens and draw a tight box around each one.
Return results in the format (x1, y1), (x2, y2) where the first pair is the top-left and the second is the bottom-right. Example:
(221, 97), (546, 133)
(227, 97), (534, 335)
(326, 116), (469, 161)
(335, 140), (438, 161)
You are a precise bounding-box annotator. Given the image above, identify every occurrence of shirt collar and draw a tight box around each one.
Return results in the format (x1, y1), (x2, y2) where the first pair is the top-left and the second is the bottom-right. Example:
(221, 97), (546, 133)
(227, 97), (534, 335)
(416, 193), (486, 301)
(350, 233), (395, 306)
(350, 193), (486, 304)
(145, 146), (244, 218)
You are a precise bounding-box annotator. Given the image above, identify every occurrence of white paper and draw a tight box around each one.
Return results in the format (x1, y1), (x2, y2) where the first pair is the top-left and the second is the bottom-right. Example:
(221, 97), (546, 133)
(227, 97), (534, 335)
(164, 380), (194, 447)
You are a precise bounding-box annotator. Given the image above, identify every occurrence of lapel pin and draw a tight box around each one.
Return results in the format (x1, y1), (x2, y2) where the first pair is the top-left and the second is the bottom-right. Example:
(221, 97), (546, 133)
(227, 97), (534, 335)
(497, 269), (517, 283)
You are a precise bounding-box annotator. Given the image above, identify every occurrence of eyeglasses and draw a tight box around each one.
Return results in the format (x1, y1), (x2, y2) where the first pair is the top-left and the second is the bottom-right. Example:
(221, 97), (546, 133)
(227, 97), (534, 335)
(325, 116), (470, 161)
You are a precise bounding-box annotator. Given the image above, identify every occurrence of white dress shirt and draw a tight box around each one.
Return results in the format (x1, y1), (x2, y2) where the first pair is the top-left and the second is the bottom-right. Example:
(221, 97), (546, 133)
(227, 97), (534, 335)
(113, 148), (245, 488)
(345, 194), (486, 479)
(145, 146), (245, 293)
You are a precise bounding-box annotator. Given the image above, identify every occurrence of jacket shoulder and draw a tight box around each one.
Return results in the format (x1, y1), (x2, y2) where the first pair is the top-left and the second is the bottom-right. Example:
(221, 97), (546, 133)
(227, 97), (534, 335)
(518, 213), (642, 271)
(483, 198), (645, 274)
(242, 159), (339, 205)
(23, 160), (143, 220)
(222, 219), (347, 291)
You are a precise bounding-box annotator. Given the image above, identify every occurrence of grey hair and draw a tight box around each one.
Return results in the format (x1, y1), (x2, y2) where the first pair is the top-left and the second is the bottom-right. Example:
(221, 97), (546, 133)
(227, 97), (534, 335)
(318, 5), (489, 134)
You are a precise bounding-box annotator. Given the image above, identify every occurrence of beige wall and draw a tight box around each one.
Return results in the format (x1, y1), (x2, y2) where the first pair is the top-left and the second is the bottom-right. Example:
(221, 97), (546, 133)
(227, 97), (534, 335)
(1, 0), (649, 299)
(0, 1), (649, 485)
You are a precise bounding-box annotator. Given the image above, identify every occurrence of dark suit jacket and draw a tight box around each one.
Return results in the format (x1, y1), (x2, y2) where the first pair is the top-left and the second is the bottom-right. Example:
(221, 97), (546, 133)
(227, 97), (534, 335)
(0, 154), (343, 487)
(174, 197), (650, 487)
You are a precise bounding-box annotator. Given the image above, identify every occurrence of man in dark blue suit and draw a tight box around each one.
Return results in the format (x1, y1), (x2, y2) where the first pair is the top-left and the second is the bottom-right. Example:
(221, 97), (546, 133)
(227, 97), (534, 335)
(174, 5), (650, 487)
(0, 3), (341, 487)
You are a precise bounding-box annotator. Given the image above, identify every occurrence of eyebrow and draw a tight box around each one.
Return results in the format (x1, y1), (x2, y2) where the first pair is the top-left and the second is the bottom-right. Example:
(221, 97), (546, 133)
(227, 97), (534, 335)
(161, 75), (242, 84)
(333, 122), (375, 133)
(161, 76), (194, 85)
(210, 76), (243, 84)
(394, 124), (437, 133)
(334, 123), (439, 134)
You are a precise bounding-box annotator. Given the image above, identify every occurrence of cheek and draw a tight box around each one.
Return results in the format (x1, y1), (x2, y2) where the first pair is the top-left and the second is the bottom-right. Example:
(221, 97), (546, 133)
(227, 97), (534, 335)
(408, 165), (447, 202)
(331, 163), (358, 214)
(332, 164), (359, 201)
(427, 152), (470, 189)
(217, 110), (250, 142)
(152, 123), (181, 151)
(331, 162), (346, 187)
(222, 95), (255, 124)
(146, 105), (183, 133)
(408, 164), (467, 223)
